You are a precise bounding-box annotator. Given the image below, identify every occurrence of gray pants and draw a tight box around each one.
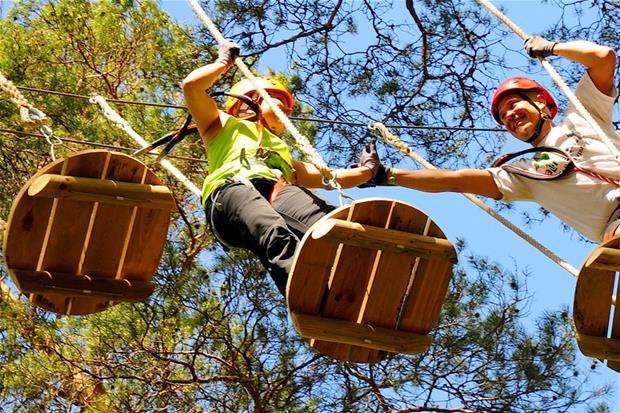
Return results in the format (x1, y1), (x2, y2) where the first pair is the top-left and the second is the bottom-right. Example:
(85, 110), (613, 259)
(206, 178), (335, 296)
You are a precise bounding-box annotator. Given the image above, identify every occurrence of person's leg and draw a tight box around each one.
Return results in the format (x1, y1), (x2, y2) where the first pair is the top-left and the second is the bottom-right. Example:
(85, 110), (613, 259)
(207, 181), (299, 296)
(271, 185), (336, 239)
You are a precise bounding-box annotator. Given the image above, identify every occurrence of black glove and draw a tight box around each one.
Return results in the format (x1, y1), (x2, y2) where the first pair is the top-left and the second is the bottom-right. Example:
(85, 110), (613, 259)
(359, 139), (382, 178)
(353, 140), (394, 187)
(216, 39), (240, 68)
(524, 36), (558, 59)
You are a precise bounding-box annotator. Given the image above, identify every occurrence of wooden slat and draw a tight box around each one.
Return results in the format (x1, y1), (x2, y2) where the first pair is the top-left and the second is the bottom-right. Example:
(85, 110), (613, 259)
(398, 220), (454, 333)
(576, 333), (620, 360)
(3, 158), (63, 286)
(31, 293), (109, 316)
(14, 269), (154, 302)
(28, 174), (175, 210)
(311, 218), (457, 263)
(37, 153), (109, 274)
(585, 247), (620, 271)
(286, 237), (339, 314)
(358, 202), (428, 330)
(312, 200), (391, 362)
(79, 153), (147, 279)
(606, 272), (620, 372)
(118, 171), (172, 281)
(573, 267), (615, 336)
(291, 312), (432, 355)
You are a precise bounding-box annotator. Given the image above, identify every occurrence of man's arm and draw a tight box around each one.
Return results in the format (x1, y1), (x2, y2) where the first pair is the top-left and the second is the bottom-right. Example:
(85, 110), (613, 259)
(554, 41), (616, 96)
(390, 168), (503, 199)
(526, 37), (616, 96)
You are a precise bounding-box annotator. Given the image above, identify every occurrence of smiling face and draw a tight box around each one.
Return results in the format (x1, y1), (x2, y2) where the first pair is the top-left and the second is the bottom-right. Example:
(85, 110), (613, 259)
(260, 93), (292, 135)
(497, 91), (551, 144)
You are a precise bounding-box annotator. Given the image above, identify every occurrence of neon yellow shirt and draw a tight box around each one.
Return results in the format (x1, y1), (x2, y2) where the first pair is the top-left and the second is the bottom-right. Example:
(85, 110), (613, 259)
(202, 116), (294, 205)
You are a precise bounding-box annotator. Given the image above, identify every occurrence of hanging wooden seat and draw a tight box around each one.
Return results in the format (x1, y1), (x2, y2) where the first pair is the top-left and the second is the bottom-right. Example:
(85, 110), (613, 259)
(574, 235), (620, 372)
(287, 198), (457, 363)
(3, 150), (174, 315)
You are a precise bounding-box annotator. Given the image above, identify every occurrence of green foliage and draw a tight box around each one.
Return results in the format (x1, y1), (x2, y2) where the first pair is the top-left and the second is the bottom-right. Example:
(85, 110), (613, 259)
(0, 0), (616, 411)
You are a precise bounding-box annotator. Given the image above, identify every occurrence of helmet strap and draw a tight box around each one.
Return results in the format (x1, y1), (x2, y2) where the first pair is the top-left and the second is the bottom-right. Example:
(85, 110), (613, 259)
(210, 91), (261, 121)
(516, 92), (550, 144)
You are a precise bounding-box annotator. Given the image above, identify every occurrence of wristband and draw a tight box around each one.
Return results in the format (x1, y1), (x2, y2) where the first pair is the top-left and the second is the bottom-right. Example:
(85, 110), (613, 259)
(387, 168), (397, 185)
(550, 41), (559, 56)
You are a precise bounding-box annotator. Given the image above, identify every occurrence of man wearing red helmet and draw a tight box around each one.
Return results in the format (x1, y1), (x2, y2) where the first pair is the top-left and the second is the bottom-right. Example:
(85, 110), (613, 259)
(183, 40), (376, 297)
(362, 36), (618, 242)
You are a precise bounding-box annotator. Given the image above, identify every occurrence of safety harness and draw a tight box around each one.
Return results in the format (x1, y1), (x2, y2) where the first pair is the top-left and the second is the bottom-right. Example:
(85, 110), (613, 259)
(493, 145), (620, 188)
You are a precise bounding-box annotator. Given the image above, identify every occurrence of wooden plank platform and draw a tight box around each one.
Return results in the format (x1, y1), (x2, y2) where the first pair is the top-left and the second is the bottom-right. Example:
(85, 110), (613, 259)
(3, 150), (173, 315)
(287, 198), (456, 363)
(574, 236), (620, 372)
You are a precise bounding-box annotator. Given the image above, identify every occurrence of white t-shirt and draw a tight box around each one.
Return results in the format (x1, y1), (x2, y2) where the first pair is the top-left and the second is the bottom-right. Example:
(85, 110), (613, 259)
(488, 73), (620, 241)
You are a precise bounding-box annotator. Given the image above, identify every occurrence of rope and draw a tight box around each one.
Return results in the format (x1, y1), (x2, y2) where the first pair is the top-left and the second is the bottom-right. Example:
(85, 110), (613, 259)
(370, 122), (579, 278)
(0, 128), (208, 164)
(0, 72), (62, 160)
(90, 95), (202, 198)
(475, 0), (620, 164)
(186, 0), (344, 193)
(16, 84), (509, 132)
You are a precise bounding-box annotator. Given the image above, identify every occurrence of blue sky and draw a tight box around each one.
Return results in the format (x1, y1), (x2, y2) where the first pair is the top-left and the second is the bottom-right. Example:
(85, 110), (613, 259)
(0, 0), (615, 409)
(162, 0), (620, 408)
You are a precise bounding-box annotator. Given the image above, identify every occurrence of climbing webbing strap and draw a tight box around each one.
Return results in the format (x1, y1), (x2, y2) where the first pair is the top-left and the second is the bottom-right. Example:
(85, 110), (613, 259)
(493, 146), (620, 188)
(475, 0), (620, 164)
(186, 0), (346, 197)
(491, 146), (575, 180)
(370, 121), (580, 278)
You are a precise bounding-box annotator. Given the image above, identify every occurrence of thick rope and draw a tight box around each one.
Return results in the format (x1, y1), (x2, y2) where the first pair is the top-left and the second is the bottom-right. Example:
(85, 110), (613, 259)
(476, 0), (620, 164)
(185, 0), (340, 188)
(370, 122), (579, 278)
(0, 72), (62, 160)
(0, 72), (36, 124)
(90, 95), (202, 198)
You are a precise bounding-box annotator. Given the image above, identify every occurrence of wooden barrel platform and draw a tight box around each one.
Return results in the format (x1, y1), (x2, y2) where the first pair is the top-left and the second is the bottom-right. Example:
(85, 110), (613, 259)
(574, 236), (620, 372)
(3, 150), (174, 315)
(287, 198), (457, 363)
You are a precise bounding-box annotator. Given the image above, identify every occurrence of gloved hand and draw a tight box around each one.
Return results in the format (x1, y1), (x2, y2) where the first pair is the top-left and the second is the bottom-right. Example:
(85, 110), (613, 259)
(524, 36), (558, 59)
(353, 140), (394, 187)
(359, 139), (382, 178)
(216, 39), (240, 68)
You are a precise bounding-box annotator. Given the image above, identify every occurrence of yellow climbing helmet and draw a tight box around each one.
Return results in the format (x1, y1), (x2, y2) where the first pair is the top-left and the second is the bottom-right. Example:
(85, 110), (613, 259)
(225, 77), (294, 117)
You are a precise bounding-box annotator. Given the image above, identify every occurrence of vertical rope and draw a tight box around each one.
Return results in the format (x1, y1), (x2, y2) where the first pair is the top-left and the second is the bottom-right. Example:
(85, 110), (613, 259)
(370, 122), (579, 278)
(475, 0), (620, 163)
(185, 0), (338, 185)
(90, 95), (202, 199)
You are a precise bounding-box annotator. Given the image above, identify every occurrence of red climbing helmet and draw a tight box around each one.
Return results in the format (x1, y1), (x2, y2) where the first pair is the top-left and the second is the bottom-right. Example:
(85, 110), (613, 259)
(225, 77), (294, 117)
(491, 77), (558, 125)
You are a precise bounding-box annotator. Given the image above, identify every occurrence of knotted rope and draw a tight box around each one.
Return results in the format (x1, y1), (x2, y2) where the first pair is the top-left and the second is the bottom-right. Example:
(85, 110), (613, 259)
(370, 122), (579, 278)
(0, 73), (62, 160)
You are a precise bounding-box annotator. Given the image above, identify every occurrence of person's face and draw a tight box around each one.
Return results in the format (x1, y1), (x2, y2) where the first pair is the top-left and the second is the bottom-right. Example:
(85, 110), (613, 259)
(497, 92), (548, 142)
(260, 93), (291, 135)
